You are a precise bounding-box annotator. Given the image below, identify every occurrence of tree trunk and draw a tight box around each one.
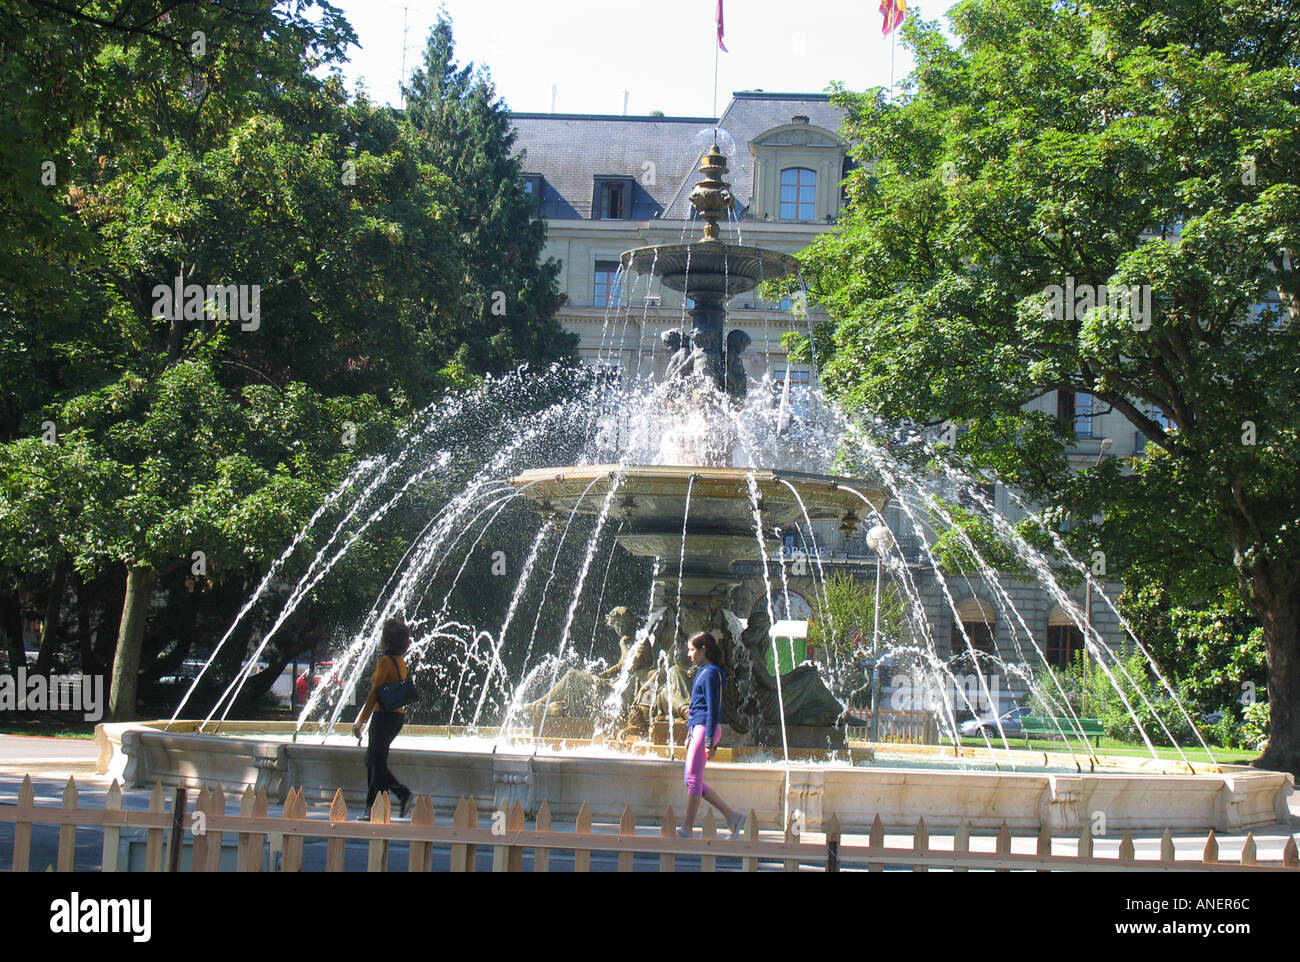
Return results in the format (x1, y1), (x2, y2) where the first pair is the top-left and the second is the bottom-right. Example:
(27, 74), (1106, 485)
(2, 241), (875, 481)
(233, 649), (295, 711)
(0, 583), (25, 671)
(74, 572), (98, 674)
(95, 566), (127, 672)
(33, 562), (67, 675)
(1247, 562), (1300, 777)
(108, 565), (158, 722)
(1223, 500), (1300, 776)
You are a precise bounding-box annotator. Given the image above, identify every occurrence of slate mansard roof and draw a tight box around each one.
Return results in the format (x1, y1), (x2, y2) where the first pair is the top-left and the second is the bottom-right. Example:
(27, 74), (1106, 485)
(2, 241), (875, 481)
(509, 91), (848, 222)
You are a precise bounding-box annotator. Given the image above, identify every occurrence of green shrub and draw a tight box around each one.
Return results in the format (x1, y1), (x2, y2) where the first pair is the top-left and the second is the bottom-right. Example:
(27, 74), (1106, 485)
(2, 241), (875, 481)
(1031, 652), (1195, 746)
(1198, 708), (1239, 750)
(1238, 701), (1270, 750)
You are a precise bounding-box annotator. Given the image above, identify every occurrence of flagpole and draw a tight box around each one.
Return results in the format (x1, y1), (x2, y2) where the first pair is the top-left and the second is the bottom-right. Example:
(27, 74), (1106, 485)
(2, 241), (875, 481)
(714, 0), (725, 137)
(889, 27), (896, 103)
(713, 30), (720, 134)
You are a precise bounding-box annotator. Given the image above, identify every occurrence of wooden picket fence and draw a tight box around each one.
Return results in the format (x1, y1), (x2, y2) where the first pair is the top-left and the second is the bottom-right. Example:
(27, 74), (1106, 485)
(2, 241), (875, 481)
(846, 710), (940, 745)
(2, 775), (1297, 872)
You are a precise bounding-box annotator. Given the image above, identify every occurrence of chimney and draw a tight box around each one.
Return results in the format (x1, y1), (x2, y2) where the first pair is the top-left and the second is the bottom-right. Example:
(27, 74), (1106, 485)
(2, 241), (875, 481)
(551, 84), (558, 113)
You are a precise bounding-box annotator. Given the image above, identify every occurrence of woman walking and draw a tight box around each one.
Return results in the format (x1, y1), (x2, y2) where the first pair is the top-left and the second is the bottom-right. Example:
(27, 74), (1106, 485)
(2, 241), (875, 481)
(352, 618), (414, 819)
(678, 631), (744, 839)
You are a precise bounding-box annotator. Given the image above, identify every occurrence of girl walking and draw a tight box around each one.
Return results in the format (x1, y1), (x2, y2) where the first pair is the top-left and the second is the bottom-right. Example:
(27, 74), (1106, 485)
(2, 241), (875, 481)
(679, 631), (744, 839)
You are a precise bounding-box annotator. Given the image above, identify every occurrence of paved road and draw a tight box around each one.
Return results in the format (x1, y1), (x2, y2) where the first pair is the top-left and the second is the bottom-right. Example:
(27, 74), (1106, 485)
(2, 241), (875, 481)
(0, 734), (99, 764)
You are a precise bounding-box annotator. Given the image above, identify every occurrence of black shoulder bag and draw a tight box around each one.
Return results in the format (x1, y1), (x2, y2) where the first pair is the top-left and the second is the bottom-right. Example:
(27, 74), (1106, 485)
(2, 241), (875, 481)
(377, 655), (418, 711)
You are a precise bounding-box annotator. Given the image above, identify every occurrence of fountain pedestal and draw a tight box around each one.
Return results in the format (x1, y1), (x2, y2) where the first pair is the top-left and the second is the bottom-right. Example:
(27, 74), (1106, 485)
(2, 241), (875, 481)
(512, 465), (885, 745)
(510, 142), (888, 748)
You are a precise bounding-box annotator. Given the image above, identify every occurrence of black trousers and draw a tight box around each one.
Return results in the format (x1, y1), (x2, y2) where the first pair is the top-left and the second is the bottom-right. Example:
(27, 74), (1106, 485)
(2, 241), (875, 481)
(365, 711), (409, 812)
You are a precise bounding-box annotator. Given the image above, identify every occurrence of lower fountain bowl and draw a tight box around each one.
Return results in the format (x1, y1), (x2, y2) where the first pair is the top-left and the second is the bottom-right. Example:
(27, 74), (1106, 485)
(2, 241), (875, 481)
(97, 721), (1294, 834)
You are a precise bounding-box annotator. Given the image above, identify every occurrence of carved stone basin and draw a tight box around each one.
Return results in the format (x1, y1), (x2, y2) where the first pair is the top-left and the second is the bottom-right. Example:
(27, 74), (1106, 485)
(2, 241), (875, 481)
(620, 243), (800, 298)
(511, 465), (888, 578)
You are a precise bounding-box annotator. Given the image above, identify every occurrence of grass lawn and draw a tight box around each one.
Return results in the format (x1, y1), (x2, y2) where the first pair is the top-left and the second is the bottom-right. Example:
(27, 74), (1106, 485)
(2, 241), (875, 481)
(0, 715), (98, 738)
(953, 735), (1258, 764)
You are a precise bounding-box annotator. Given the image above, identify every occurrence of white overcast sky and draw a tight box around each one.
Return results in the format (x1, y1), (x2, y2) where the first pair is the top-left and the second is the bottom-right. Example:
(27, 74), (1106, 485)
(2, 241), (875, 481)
(327, 0), (925, 116)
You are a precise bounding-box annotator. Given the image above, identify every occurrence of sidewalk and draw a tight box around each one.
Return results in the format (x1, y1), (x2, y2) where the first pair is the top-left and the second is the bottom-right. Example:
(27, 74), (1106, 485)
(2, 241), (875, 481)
(0, 733), (100, 769)
(2, 734), (1296, 869)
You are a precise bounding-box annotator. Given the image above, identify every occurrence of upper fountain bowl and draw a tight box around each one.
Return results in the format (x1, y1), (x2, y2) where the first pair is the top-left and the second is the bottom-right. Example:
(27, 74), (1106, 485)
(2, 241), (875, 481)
(511, 465), (886, 537)
(620, 243), (800, 298)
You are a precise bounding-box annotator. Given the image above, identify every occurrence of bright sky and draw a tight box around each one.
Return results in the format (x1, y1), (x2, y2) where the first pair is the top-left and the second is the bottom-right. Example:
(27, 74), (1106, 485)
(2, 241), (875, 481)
(328, 0), (922, 116)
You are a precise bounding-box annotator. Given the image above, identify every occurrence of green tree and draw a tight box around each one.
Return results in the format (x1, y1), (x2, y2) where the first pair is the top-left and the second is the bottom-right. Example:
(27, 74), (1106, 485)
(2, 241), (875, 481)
(0, 5), (576, 719)
(809, 572), (906, 660)
(402, 12), (577, 373)
(1119, 575), (1267, 717)
(795, 0), (1300, 773)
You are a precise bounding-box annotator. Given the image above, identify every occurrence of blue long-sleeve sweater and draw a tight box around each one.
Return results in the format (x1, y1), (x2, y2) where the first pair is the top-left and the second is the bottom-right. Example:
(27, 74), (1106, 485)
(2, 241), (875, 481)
(687, 662), (725, 746)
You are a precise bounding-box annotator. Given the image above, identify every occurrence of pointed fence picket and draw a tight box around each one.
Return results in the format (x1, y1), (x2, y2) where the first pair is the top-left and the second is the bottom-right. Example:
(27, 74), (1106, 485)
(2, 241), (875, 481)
(57, 777), (77, 872)
(408, 795), (435, 873)
(2, 775), (1297, 873)
(572, 801), (592, 873)
(325, 789), (347, 872)
(742, 810), (759, 873)
(659, 805), (676, 873)
(700, 809), (718, 873)
(534, 800), (552, 873)
(617, 804), (636, 873)
(282, 787), (307, 872)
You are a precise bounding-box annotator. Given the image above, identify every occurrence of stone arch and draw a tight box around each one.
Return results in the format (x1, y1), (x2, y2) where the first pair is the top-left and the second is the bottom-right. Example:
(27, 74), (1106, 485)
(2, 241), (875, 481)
(748, 122), (846, 221)
(952, 596), (997, 655)
(1046, 604), (1086, 668)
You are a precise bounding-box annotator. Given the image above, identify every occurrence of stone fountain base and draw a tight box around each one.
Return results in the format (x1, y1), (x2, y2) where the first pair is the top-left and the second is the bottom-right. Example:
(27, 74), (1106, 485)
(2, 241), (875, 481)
(641, 721), (844, 750)
(97, 721), (1293, 834)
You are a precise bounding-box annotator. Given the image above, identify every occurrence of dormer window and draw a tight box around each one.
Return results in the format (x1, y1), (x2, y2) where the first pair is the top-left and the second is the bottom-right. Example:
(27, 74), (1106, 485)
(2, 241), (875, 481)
(780, 168), (816, 221)
(595, 177), (633, 220)
(749, 122), (846, 223)
(521, 174), (542, 212)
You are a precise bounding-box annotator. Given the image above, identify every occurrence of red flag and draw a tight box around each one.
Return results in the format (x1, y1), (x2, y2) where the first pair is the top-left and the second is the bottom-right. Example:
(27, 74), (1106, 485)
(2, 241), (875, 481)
(881, 0), (907, 35)
(716, 0), (728, 52)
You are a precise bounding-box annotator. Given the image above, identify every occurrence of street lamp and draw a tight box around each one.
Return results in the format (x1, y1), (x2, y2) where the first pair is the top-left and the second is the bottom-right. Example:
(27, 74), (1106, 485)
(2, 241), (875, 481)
(865, 524), (895, 742)
(1084, 438), (1111, 668)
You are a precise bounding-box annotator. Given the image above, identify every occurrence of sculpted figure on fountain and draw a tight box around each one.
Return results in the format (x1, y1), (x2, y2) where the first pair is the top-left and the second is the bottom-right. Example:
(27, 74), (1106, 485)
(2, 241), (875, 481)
(661, 330), (693, 382)
(725, 329), (751, 401)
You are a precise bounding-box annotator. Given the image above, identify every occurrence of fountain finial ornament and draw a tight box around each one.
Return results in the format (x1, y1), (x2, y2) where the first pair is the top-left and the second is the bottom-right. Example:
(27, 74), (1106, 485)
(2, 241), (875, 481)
(687, 139), (735, 242)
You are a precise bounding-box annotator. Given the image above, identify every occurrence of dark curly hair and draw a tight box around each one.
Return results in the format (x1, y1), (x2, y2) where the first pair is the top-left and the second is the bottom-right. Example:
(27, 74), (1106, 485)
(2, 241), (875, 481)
(381, 618), (411, 653)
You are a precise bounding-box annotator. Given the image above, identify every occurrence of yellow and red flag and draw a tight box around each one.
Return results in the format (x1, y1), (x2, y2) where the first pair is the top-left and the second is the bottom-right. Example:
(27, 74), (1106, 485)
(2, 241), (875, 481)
(717, 0), (728, 52)
(881, 0), (907, 35)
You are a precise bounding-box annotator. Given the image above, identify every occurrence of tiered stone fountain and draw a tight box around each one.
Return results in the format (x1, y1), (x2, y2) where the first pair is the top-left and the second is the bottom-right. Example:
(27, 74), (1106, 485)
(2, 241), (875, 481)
(512, 139), (886, 749)
(96, 141), (1293, 835)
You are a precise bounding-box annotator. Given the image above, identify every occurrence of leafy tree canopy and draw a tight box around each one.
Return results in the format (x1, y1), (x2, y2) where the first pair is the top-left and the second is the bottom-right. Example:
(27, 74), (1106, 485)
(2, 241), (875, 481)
(794, 0), (1300, 772)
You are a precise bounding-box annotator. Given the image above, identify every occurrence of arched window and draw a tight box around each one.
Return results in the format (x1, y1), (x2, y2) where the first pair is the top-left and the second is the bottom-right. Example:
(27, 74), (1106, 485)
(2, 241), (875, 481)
(952, 597), (997, 655)
(1046, 607), (1086, 668)
(780, 167), (816, 221)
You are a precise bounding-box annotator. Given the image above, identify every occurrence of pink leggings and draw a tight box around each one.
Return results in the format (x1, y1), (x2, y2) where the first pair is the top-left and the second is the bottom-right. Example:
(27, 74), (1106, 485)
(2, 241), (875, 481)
(684, 724), (722, 797)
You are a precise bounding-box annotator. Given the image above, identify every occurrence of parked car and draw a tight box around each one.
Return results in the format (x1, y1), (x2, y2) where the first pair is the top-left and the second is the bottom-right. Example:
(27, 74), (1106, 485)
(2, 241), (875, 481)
(958, 705), (1032, 739)
(153, 657), (213, 688)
